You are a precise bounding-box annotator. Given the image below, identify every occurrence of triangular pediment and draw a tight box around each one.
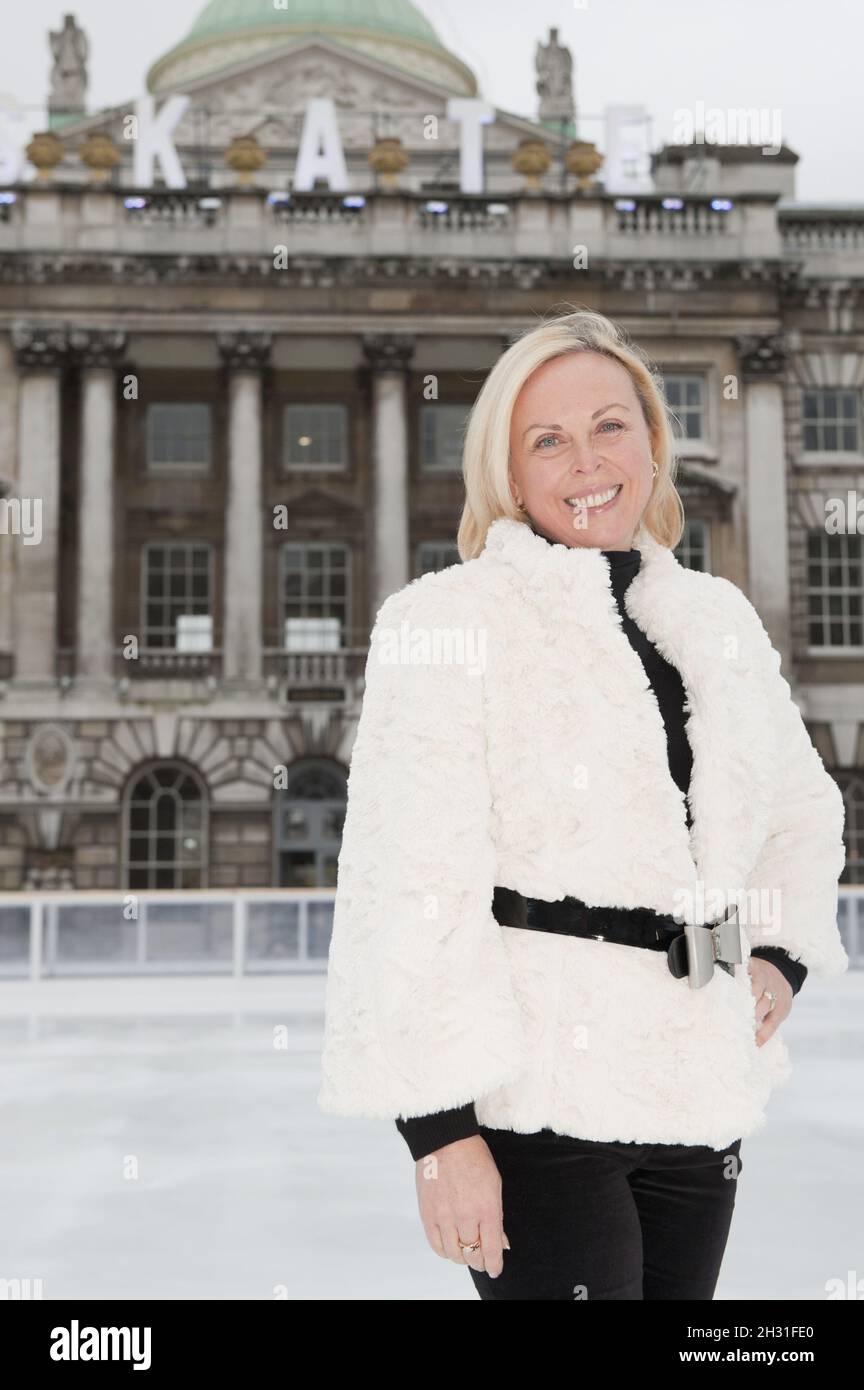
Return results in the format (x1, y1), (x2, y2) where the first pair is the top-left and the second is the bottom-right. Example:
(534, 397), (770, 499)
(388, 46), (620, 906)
(53, 34), (548, 150)
(676, 461), (737, 495)
(169, 34), (466, 112)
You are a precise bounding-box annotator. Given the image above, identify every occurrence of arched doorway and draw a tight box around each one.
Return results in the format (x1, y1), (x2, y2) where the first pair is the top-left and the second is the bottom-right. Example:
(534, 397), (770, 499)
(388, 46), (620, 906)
(837, 770), (863, 884)
(275, 759), (347, 888)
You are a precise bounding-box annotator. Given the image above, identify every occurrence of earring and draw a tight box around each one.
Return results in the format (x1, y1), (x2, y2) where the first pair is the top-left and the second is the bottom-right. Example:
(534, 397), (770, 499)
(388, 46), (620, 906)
(651, 461), (659, 479)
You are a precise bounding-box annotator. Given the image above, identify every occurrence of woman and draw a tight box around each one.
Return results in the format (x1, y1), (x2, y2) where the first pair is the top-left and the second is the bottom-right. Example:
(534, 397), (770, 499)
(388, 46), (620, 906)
(318, 308), (847, 1300)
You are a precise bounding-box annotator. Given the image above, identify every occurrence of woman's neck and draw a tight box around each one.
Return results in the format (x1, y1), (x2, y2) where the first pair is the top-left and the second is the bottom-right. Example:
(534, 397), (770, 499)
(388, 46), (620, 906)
(527, 519), (638, 557)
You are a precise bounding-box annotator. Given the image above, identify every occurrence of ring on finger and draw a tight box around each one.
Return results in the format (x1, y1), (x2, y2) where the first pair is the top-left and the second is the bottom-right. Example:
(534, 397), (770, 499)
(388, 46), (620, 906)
(761, 988), (777, 1014)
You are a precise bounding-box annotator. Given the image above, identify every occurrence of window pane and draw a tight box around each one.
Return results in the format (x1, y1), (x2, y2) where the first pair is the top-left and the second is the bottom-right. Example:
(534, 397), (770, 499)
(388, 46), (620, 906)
(806, 532), (864, 649)
(147, 403), (211, 470)
(802, 388), (861, 452)
(125, 765), (206, 888)
(283, 405), (346, 468)
(279, 544), (350, 647)
(143, 544), (212, 645)
(420, 405), (469, 470)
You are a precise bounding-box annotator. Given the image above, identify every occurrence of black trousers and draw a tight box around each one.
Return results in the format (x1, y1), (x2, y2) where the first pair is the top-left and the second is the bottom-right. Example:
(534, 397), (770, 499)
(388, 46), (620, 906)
(469, 1126), (743, 1300)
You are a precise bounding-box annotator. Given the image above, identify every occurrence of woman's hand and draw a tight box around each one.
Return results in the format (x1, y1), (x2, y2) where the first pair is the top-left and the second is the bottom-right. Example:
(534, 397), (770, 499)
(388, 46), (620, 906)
(747, 957), (793, 1046)
(413, 1135), (510, 1277)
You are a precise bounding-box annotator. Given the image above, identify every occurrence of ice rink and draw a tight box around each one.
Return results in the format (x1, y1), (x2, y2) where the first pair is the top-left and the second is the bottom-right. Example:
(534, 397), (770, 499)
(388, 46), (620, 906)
(0, 969), (861, 1301)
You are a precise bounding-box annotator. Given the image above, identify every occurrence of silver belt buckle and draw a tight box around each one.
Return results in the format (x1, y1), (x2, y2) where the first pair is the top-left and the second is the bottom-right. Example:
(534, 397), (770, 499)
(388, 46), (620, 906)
(684, 905), (743, 989)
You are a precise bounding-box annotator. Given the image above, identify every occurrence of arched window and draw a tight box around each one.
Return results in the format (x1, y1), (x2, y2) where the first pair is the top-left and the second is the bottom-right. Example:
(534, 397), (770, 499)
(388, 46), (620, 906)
(275, 759), (347, 888)
(123, 762), (208, 889)
(836, 771), (864, 884)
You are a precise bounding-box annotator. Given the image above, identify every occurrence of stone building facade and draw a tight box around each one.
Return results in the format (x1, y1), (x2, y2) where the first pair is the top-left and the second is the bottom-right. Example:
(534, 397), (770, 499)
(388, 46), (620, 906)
(0, 1), (861, 892)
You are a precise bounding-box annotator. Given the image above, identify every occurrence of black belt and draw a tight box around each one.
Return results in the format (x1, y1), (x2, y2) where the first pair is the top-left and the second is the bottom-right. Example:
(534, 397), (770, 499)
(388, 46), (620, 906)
(491, 886), (737, 982)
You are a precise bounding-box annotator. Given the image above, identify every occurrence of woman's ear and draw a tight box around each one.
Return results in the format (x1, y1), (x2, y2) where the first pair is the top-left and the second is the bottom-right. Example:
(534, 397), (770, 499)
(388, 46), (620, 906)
(507, 474), (523, 510)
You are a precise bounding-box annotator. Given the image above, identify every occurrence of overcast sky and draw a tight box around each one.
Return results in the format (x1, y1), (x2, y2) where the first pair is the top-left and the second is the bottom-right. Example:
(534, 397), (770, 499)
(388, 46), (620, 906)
(2, 0), (861, 202)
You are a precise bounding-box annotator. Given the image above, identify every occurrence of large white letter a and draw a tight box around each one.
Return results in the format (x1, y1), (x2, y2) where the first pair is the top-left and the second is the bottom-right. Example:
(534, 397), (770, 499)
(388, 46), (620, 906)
(294, 98), (348, 192)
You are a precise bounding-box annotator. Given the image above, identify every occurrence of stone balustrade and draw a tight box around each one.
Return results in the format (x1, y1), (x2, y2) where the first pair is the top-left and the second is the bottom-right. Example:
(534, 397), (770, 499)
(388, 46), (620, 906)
(0, 185), (804, 266)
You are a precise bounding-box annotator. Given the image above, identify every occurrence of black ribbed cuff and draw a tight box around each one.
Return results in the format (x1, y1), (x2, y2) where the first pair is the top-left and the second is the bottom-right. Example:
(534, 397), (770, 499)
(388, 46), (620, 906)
(395, 1103), (480, 1161)
(749, 945), (808, 996)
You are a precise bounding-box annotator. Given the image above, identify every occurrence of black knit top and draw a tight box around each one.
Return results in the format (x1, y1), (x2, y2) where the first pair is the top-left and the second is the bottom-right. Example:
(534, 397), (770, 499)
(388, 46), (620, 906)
(395, 542), (807, 1161)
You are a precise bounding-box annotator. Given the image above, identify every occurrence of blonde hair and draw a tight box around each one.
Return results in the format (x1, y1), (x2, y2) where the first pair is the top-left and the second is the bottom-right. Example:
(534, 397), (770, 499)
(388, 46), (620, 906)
(456, 305), (685, 559)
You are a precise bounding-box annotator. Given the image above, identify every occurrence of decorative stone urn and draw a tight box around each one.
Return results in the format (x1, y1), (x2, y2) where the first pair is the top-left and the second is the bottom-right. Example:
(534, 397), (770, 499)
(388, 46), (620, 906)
(565, 139), (604, 191)
(368, 136), (409, 190)
(79, 133), (121, 184)
(224, 134), (266, 186)
(25, 131), (65, 182)
(511, 137), (552, 192)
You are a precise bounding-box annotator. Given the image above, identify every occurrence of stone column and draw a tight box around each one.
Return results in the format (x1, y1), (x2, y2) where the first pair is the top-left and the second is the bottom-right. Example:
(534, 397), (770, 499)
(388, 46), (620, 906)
(70, 329), (127, 686)
(218, 331), (270, 684)
(361, 333), (414, 614)
(735, 333), (792, 670)
(10, 324), (67, 686)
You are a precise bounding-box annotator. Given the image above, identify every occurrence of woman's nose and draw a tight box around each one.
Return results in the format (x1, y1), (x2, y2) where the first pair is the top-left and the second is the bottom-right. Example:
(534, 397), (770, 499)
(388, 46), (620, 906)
(566, 442), (604, 474)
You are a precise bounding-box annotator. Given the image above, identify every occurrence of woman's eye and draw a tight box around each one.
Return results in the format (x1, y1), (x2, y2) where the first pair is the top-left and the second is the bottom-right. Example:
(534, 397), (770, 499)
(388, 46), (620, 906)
(534, 423), (623, 448)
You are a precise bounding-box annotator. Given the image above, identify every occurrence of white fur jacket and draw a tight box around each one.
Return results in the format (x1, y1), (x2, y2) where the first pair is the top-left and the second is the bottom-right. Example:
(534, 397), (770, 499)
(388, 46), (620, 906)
(317, 516), (848, 1150)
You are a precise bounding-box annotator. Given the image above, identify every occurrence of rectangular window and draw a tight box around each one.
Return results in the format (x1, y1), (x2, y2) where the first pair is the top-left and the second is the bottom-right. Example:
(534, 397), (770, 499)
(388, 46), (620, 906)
(420, 404), (470, 471)
(674, 519), (710, 572)
(146, 403), (211, 471)
(417, 541), (460, 575)
(283, 404), (347, 470)
(175, 614), (214, 652)
(279, 542), (350, 647)
(807, 532), (863, 648)
(802, 389), (861, 453)
(665, 375), (705, 441)
(142, 543), (213, 648)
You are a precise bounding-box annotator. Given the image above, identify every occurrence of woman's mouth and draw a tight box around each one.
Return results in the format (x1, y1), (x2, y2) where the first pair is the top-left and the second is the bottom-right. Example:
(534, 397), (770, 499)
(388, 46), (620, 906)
(563, 483), (622, 514)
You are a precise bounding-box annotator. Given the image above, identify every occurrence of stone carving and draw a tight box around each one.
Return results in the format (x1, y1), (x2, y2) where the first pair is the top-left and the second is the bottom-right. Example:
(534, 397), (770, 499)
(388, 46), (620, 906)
(217, 330), (272, 370)
(23, 861), (75, 891)
(367, 80), (423, 110)
(535, 27), (574, 124)
(68, 328), (127, 368)
(734, 333), (788, 379)
(361, 332), (415, 371)
(26, 723), (77, 796)
(3, 251), (798, 296)
(10, 322), (68, 369)
(264, 61), (364, 111)
(155, 28), (467, 100)
(49, 14), (89, 114)
(171, 56), (443, 151)
(36, 808), (63, 850)
(248, 117), (294, 147)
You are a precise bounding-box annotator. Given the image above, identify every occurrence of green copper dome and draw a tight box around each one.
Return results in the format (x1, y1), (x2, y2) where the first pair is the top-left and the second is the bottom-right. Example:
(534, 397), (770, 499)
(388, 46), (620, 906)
(185, 0), (445, 49)
(146, 0), (476, 96)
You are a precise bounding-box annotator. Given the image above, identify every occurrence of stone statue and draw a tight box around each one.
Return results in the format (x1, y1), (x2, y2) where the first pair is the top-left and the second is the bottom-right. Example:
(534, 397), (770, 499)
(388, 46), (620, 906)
(49, 13), (89, 115)
(535, 26), (574, 124)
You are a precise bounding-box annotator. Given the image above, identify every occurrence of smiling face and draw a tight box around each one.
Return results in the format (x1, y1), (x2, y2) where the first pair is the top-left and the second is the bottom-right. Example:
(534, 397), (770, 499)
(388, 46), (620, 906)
(507, 351), (656, 550)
